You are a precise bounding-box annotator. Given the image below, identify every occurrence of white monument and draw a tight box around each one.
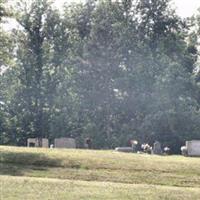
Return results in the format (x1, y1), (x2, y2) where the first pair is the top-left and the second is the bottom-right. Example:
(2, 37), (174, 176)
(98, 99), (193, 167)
(115, 147), (133, 153)
(27, 138), (49, 148)
(186, 140), (200, 156)
(54, 138), (76, 148)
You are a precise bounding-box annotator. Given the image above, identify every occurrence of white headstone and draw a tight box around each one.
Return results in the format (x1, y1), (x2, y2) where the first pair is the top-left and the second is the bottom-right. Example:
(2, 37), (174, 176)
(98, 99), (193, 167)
(27, 138), (49, 148)
(186, 140), (200, 156)
(42, 138), (49, 148)
(54, 138), (76, 148)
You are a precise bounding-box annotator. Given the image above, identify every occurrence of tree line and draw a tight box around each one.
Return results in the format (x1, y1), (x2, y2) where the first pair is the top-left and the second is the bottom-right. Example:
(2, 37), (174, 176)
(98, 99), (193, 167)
(1, 0), (200, 153)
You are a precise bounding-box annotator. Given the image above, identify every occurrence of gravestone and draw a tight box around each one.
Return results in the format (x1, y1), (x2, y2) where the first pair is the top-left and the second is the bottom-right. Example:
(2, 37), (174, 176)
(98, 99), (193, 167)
(54, 137), (76, 148)
(129, 140), (138, 153)
(152, 141), (162, 155)
(181, 146), (188, 156)
(27, 138), (49, 148)
(115, 147), (133, 153)
(85, 138), (92, 149)
(186, 140), (200, 156)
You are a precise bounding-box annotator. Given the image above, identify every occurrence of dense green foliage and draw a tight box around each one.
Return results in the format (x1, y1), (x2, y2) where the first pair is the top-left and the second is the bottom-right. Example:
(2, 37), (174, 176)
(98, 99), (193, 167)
(1, 0), (200, 153)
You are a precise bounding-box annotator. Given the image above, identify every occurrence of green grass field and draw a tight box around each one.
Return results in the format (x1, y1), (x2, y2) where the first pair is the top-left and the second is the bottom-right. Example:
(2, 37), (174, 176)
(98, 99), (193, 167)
(1, 146), (200, 199)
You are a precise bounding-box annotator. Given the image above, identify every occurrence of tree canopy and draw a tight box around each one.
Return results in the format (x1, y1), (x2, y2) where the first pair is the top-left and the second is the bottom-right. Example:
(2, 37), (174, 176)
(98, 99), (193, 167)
(1, 0), (200, 153)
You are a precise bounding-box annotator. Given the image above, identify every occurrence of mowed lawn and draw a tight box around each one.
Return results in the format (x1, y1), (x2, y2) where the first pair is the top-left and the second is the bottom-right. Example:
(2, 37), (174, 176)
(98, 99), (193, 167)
(1, 146), (200, 199)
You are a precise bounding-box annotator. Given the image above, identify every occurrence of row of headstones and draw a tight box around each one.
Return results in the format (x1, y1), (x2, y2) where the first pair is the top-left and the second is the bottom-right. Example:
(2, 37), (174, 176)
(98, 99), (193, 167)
(27, 137), (93, 149)
(27, 138), (165, 154)
(27, 138), (200, 156)
(116, 140), (200, 156)
(115, 141), (165, 155)
(27, 138), (76, 148)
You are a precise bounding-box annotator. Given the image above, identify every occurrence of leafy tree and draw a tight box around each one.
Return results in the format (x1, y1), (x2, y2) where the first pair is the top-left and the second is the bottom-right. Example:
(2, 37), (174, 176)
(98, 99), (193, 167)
(0, 0), (200, 152)
(9, 0), (74, 145)
(70, 0), (200, 151)
(0, 0), (13, 144)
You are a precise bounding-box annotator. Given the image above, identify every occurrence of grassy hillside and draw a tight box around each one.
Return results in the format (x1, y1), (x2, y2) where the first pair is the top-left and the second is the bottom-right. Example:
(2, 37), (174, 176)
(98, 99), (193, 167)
(1, 146), (200, 199)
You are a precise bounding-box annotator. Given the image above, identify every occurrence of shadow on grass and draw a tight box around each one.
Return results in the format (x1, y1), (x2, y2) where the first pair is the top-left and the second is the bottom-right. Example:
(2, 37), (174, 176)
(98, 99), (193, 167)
(0, 150), (62, 176)
(0, 163), (43, 176)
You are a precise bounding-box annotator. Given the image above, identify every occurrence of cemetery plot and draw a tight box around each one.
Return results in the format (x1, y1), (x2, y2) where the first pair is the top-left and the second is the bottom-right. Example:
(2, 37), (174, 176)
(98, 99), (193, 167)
(1, 146), (200, 200)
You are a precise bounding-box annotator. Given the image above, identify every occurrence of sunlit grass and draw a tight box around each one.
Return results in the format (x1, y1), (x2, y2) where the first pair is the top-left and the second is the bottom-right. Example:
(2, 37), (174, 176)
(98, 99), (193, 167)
(1, 146), (200, 199)
(1, 176), (200, 200)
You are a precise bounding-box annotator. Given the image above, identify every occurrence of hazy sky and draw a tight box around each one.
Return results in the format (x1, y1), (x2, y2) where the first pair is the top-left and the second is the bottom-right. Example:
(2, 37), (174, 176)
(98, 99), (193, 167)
(173, 0), (199, 17)
(53, 0), (200, 18)
(2, 0), (200, 31)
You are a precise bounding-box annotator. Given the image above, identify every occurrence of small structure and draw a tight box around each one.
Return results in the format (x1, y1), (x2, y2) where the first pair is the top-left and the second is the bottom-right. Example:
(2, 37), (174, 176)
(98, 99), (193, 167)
(163, 146), (170, 155)
(152, 141), (162, 155)
(54, 137), (76, 148)
(27, 138), (49, 148)
(141, 143), (152, 154)
(186, 140), (200, 156)
(129, 140), (138, 153)
(85, 138), (92, 149)
(181, 146), (188, 156)
(115, 147), (133, 153)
